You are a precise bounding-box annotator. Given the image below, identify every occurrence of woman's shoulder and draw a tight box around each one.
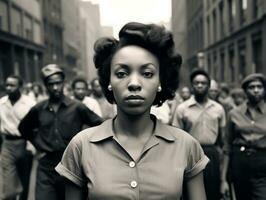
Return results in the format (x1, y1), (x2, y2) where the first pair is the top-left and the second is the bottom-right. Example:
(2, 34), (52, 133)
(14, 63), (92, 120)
(159, 123), (205, 164)
(160, 123), (200, 145)
(71, 119), (113, 144)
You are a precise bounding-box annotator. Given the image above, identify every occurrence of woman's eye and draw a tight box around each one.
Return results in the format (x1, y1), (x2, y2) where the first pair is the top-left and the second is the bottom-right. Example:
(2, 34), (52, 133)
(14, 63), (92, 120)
(143, 72), (154, 78)
(116, 71), (128, 78)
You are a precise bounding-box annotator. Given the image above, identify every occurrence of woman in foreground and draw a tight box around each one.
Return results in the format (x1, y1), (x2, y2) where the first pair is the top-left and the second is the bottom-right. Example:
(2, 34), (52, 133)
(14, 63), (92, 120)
(56, 22), (209, 200)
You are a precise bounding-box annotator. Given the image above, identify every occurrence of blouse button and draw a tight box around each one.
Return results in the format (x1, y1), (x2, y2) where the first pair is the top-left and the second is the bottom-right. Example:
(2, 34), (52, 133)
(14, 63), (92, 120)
(130, 180), (138, 188)
(129, 161), (136, 168)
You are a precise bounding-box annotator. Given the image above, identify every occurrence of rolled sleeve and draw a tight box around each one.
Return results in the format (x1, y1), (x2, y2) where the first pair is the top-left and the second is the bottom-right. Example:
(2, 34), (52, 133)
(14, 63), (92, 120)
(185, 138), (209, 179)
(55, 137), (85, 187)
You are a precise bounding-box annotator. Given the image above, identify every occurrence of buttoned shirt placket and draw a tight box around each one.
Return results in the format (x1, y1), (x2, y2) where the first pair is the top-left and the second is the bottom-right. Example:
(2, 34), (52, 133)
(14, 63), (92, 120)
(112, 135), (160, 200)
(188, 102), (216, 143)
(48, 105), (62, 149)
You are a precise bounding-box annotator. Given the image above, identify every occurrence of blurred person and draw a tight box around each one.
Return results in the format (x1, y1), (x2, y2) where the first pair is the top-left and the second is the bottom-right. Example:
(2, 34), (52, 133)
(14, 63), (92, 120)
(209, 79), (220, 101)
(221, 73), (266, 200)
(151, 102), (171, 124)
(63, 82), (72, 97)
(180, 86), (191, 101)
(56, 22), (209, 200)
(230, 88), (246, 107)
(18, 64), (103, 200)
(218, 83), (234, 107)
(174, 68), (226, 200)
(22, 82), (33, 96)
(87, 81), (93, 97)
(219, 83), (230, 101)
(168, 87), (190, 125)
(91, 77), (116, 120)
(71, 77), (102, 117)
(31, 82), (47, 103)
(0, 75), (35, 200)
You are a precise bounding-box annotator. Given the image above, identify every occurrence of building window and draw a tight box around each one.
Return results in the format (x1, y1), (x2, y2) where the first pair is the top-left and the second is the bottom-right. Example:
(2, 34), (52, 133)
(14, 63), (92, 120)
(220, 50), (225, 81)
(24, 15), (33, 41)
(213, 52), (217, 79)
(16, 24), (22, 35)
(207, 16), (210, 45)
(240, 0), (248, 25)
(0, 1), (8, 31)
(25, 29), (32, 40)
(219, 1), (225, 38)
(253, 0), (263, 19)
(229, 46), (235, 82)
(228, 0), (236, 32)
(213, 10), (217, 42)
(199, 18), (203, 48)
(33, 22), (42, 44)
(252, 32), (263, 73)
(11, 7), (23, 36)
(207, 55), (212, 75)
(238, 39), (246, 81)
(253, 0), (259, 19)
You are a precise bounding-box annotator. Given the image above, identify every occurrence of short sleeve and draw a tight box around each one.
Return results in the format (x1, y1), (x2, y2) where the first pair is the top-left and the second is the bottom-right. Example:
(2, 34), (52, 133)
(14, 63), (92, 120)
(55, 137), (85, 187)
(184, 138), (209, 179)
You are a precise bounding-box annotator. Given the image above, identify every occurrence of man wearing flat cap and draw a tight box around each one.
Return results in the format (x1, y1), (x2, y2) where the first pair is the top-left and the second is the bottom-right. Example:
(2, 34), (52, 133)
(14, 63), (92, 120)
(18, 64), (103, 200)
(221, 73), (266, 200)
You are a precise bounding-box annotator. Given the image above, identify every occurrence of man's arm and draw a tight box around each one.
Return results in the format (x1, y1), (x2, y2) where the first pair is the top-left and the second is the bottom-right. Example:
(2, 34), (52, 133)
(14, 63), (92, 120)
(172, 105), (185, 129)
(78, 103), (103, 127)
(18, 106), (39, 141)
(216, 106), (227, 147)
(220, 112), (234, 196)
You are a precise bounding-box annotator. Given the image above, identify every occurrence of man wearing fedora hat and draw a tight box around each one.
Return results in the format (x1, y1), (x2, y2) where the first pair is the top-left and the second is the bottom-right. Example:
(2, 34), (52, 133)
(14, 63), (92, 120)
(221, 73), (266, 200)
(18, 64), (103, 200)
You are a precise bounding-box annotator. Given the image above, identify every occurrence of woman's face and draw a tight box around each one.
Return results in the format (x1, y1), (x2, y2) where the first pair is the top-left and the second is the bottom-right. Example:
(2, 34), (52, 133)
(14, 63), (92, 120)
(110, 45), (160, 115)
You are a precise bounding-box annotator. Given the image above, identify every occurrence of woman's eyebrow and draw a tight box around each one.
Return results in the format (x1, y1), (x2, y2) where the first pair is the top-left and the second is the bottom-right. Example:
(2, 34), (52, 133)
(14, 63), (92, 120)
(140, 63), (157, 69)
(113, 63), (129, 69)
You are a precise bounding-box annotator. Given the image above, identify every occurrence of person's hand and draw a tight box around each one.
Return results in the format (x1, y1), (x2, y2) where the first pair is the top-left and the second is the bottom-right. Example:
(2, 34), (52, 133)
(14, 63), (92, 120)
(26, 141), (37, 155)
(220, 180), (230, 197)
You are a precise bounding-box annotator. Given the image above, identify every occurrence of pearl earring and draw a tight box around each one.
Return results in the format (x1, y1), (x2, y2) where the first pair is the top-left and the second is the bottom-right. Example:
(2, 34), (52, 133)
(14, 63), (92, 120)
(108, 85), (112, 91)
(158, 86), (162, 92)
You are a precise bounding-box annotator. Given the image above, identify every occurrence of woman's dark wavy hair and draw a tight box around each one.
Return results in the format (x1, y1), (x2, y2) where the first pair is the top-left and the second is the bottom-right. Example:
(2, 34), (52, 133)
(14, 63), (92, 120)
(93, 22), (182, 106)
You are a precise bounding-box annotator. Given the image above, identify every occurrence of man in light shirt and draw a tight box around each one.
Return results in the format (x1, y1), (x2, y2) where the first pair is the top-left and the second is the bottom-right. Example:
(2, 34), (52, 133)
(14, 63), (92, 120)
(90, 77), (116, 120)
(0, 75), (35, 200)
(173, 68), (226, 200)
(71, 77), (102, 117)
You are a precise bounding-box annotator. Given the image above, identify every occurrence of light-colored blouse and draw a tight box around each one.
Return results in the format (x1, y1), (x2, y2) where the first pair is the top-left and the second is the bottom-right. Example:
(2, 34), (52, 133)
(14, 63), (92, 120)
(56, 116), (209, 199)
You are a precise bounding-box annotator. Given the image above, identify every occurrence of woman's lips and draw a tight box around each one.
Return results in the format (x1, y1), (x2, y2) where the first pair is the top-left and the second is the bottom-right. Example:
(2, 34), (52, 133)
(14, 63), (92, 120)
(125, 95), (145, 105)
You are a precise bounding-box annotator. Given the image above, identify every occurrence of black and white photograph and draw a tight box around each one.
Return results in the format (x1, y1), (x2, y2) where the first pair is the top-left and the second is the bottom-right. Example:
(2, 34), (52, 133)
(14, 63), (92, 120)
(0, 0), (266, 199)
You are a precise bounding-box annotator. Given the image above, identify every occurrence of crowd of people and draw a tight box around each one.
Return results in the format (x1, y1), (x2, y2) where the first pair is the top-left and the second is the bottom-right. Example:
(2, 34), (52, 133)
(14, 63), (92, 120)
(0, 22), (265, 200)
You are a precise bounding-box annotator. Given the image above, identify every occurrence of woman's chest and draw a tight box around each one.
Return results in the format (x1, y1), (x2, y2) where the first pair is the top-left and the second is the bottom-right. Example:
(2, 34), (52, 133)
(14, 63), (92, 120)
(83, 144), (187, 200)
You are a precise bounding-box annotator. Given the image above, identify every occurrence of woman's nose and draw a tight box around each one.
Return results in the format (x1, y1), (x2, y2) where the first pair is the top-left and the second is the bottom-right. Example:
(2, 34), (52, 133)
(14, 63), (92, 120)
(128, 74), (141, 91)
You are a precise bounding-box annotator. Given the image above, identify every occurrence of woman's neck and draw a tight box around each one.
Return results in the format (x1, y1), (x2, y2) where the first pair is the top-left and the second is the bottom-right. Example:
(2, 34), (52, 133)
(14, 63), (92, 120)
(114, 109), (154, 138)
